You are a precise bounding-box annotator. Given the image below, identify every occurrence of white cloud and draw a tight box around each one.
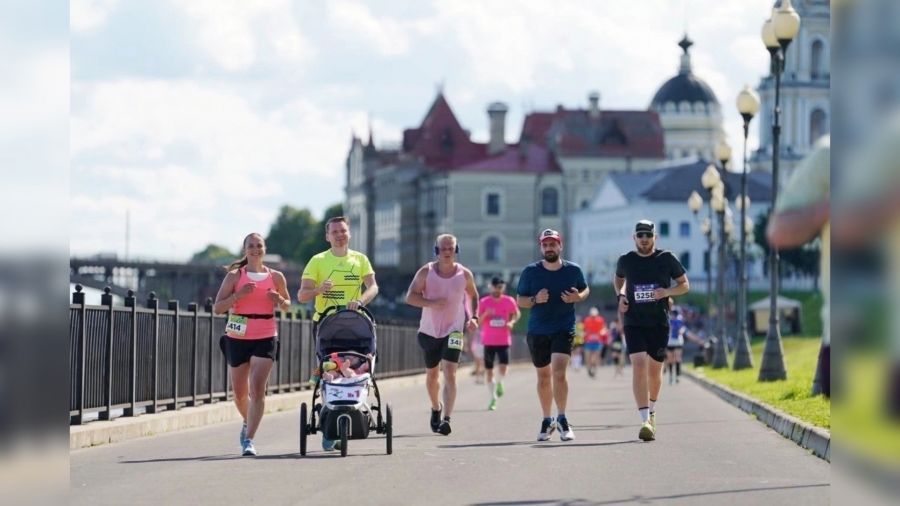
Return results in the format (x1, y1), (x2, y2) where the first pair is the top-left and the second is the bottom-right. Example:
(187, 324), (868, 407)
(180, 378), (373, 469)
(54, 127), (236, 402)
(174, 0), (313, 72)
(71, 0), (119, 32)
(70, 79), (387, 258)
(326, 1), (411, 56)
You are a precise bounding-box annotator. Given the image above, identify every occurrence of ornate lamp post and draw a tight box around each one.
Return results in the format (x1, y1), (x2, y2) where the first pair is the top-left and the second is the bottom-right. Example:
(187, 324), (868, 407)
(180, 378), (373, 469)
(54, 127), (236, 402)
(759, 0), (800, 381)
(710, 182), (729, 369)
(700, 164), (722, 328)
(734, 85), (761, 370)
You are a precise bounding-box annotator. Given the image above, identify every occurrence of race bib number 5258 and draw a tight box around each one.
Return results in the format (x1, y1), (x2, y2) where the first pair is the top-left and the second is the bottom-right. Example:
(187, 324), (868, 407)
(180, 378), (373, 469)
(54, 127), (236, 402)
(633, 284), (658, 304)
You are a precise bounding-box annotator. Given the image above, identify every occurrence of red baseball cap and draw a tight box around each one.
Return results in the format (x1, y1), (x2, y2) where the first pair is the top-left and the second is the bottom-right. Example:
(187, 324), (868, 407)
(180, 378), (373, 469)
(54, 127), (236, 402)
(538, 228), (562, 244)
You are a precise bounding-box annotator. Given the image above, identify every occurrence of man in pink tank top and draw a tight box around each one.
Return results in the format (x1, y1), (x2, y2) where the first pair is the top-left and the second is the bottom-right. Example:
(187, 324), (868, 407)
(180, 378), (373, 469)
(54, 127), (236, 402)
(478, 277), (520, 411)
(405, 234), (479, 436)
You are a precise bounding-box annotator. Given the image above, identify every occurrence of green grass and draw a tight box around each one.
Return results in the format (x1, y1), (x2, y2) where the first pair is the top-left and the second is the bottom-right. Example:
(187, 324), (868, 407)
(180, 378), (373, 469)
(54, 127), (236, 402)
(691, 335), (830, 429)
(832, 353), (900, 468)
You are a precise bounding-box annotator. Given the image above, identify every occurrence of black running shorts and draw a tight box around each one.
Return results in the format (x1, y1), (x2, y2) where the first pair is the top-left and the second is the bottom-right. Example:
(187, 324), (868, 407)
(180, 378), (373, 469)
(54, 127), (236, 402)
(624, 326), (668, 363)
(483, 345), (510, 369)
(417, 332), (462, 369)
(220, 336), (278, 367)
(526, 331), (574, 368)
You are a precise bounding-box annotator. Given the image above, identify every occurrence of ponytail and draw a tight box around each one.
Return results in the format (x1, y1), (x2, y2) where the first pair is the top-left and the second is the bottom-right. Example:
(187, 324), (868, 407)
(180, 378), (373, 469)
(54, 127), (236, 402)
(225, 256), (249, 273)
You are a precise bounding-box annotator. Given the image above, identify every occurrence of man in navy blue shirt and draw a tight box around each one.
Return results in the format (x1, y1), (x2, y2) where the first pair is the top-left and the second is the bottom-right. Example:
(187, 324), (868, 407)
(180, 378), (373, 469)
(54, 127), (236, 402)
(517, 229), (589, 442)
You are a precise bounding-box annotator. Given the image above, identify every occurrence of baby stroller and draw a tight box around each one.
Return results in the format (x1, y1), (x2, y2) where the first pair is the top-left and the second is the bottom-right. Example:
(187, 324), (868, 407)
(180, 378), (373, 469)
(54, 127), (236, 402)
(299, 306), (392, 457)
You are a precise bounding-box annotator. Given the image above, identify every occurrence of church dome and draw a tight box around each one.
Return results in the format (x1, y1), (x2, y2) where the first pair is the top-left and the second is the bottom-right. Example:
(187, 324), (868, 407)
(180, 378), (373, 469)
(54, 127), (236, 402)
(650, 35), (719, 109)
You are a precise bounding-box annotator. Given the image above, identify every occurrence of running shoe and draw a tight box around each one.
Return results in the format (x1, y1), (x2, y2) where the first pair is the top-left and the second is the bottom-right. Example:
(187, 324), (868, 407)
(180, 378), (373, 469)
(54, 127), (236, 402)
(438, 419), (452, 436)
(495, 381), (505, 398)
(558, 417), (575, 441)
(488, 399), (497, 411)
(430, 404), (442, 433)
(241, 439), (257, 456)
(239, 421), (247, 447)
(638, 422), (655, 442)
(537, 418), (556, 441)
(322, 438), (336, 451)
(649, 412), (656, 431)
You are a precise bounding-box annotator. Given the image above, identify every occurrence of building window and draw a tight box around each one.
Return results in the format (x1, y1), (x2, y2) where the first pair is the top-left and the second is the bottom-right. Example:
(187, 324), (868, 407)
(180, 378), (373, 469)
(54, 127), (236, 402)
(810, 109), (827, 146)
(541, 187), (559, 216)
(679, 221), (690, 237)
(659, 221), (670, 237)
(811, 40), (825, 79)
(486, 193), (501, 216)
(485, 236), (502, 262)
(680, 251), (691, 271)
(581, 199), (590, 210)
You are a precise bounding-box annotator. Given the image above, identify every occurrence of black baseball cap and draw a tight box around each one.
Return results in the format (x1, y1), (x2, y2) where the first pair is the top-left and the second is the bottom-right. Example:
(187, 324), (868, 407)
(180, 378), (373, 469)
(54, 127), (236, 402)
(635, 220), (655, 233)
(490, 276), (505, 286)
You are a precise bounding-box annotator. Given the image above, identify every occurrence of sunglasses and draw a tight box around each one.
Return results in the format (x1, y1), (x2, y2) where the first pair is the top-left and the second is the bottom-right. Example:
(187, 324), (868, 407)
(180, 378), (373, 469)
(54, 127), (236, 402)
(635, 232), (653, 239)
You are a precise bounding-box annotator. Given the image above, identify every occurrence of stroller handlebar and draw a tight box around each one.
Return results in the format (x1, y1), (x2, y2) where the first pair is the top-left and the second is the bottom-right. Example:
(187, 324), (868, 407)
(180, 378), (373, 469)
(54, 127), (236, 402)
(318, 304), (376, 324)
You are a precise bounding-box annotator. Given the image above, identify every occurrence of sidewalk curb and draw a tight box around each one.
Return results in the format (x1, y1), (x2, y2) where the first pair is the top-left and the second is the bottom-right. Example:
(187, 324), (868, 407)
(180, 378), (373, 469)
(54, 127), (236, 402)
(70, 372), (429, 451)
(683, 370), (831, 462)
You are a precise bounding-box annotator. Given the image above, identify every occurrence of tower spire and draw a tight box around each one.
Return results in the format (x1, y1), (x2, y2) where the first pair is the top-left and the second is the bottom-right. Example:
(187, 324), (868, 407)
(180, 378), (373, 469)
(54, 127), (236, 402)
(678, 34), (693, 74)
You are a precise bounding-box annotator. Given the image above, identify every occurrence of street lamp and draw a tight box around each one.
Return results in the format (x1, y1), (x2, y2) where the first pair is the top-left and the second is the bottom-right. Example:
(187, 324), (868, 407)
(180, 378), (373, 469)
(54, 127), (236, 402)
(734, 84), (760, 370)
(700, 164), (721, 323)
(710, 189), (729, 369)
(759, 0), (800, 382)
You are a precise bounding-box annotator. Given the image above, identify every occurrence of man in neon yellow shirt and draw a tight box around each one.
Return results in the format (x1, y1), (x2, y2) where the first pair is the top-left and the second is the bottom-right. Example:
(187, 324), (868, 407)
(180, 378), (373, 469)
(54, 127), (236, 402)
(298, 216), (379, 322)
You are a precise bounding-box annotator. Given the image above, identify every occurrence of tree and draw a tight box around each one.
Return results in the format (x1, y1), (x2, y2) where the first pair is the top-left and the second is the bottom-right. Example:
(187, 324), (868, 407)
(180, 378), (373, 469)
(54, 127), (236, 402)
(265, 203), (344, 264)
(190, 244), (237, 264)
(266, 205), (317, 263)
(753, 212), (821, 289)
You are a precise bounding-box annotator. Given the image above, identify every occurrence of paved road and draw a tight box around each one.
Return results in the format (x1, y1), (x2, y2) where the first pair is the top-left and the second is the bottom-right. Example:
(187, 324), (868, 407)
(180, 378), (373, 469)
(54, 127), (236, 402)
(71, 364), (829, 505)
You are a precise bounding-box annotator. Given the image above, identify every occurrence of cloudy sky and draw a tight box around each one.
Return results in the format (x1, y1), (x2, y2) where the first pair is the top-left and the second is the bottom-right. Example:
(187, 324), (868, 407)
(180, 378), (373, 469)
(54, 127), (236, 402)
(71, 0), (773, 261)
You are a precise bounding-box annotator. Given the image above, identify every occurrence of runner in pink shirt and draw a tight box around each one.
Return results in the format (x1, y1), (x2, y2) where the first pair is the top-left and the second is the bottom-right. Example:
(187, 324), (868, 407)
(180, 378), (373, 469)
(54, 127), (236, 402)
(478, 277), (520, 411)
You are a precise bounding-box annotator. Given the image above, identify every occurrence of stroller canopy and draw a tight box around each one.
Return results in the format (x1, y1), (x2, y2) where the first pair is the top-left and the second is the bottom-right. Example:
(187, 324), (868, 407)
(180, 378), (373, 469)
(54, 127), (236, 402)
(316, 308), (376, 359)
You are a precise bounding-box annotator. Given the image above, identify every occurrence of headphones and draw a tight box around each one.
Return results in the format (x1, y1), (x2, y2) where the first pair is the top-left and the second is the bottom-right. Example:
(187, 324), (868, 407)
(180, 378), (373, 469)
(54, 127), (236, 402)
(434, 243), (460, 255)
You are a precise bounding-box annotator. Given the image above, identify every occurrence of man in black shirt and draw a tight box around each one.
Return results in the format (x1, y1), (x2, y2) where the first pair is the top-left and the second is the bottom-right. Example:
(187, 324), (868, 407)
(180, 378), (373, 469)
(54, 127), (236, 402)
(614, 220), (690, 441)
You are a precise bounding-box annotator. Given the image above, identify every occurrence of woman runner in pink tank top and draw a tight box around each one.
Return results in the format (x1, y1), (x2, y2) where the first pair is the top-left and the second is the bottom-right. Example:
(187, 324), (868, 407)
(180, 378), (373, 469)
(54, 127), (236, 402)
(214, 233), (291, 456)
(405, 234), (479, 436)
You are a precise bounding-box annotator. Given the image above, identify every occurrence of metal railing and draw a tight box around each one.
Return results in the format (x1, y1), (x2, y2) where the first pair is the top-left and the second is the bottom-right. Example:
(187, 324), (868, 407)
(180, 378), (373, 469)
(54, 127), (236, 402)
(69, 285), (425, 425)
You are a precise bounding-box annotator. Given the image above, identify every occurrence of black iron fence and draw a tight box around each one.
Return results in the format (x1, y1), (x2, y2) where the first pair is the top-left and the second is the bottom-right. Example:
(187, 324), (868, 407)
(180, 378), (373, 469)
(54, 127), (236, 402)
(69, 285), (427, 425)
(69, 285), (534, 426)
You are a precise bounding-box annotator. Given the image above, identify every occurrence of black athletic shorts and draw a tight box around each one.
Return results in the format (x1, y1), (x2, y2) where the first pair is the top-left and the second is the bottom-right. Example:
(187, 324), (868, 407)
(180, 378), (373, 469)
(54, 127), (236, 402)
(624, 326), (668, 363)
(484, 345), (510, 369)
(417, 332), (462, 369)
(220, 336), (278, 367)
(526, 331), (574, 368)
(666, 345), (684, 351)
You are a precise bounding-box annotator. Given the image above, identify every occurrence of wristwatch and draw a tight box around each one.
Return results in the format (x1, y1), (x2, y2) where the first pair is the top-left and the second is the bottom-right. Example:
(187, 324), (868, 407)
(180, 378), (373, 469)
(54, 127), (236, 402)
(530, 296), (536, 304)
(617, 294), (628, 301)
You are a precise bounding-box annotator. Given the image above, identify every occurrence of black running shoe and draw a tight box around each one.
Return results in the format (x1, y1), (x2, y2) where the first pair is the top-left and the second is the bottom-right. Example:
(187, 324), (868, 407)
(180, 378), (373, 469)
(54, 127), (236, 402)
(438, 419), (451, 436)
(430, 405), (442, 432)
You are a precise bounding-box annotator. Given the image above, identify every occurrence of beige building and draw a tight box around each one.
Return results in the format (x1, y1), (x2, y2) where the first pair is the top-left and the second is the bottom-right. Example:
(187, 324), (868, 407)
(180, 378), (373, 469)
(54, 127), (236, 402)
(751, 0), (831, 182)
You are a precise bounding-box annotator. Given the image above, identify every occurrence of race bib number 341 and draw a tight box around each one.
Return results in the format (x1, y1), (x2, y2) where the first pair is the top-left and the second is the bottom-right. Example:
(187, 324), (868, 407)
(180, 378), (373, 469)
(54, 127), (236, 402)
(633, 284), (658, 304)
(447, 331), (465, 351)
(226, 315), (248, 336)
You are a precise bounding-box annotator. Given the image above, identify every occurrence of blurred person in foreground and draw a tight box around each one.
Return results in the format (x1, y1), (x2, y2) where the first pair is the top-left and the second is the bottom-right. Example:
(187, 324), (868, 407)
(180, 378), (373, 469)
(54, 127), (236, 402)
(834, 114), (900, 418)
(768, 136), (831, 398)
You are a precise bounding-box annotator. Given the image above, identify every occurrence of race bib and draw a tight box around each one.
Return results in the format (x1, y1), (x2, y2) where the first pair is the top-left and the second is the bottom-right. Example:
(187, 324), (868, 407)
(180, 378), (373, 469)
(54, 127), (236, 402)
(225, 314), (248, 337)
(489, 318), (506, 328)
(633, 284), (658, 304)
(447, 331), (465, 351)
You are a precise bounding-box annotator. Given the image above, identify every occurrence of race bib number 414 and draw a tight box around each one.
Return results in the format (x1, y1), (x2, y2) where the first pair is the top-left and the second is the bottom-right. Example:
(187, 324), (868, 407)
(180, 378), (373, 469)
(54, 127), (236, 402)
(226, 314), (248, 336)
(633, 284), (658, 304)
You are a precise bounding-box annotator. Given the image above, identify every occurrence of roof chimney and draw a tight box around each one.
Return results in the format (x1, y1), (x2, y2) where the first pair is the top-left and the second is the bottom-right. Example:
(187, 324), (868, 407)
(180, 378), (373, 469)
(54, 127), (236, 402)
(487, 101), (508, 156)
(588, 91), (601, 119)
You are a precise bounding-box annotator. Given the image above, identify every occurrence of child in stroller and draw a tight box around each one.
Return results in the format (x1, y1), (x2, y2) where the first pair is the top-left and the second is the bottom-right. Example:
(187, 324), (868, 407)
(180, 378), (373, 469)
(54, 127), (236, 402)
(299, 306), (392, 457)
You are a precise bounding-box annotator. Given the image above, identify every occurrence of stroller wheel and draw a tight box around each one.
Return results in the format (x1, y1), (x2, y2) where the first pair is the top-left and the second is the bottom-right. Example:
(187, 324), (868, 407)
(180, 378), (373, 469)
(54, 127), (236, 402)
(338, 417), (349, 458)
(386, 403), (393, 455)
(299, 403), (308, 456)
